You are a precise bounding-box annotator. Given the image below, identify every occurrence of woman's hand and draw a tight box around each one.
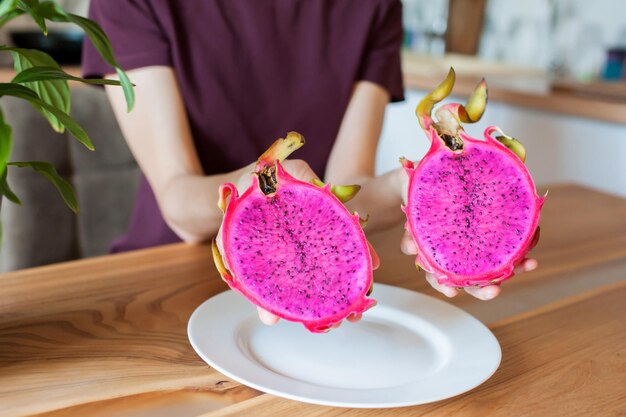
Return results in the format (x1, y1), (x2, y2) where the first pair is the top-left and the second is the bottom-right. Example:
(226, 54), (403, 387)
(400, 230), (538, 300)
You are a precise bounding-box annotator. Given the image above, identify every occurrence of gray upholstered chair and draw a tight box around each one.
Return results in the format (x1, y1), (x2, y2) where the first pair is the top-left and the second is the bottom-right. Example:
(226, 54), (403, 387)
(0, 87), (139, 272)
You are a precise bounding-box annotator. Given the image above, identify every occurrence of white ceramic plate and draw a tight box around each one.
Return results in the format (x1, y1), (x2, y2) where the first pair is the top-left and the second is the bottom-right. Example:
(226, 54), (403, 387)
(188, 283), (501, 408)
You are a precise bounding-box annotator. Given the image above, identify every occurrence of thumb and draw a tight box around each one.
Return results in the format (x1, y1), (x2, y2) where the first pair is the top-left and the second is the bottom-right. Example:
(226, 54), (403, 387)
(400, 229), (419, 255)
(367, 241), (380, 270)
(281, 159), (320, 182)
(257, 307), (280, 325)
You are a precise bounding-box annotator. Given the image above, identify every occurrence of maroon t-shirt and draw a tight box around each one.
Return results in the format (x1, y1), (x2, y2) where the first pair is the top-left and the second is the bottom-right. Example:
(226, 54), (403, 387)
(82, 0), (404, 252)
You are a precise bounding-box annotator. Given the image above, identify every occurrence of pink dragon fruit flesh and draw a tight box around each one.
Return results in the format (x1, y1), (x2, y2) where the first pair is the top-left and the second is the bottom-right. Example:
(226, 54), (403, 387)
(212, 132), (376, 332)
(401, 68), (545, 288)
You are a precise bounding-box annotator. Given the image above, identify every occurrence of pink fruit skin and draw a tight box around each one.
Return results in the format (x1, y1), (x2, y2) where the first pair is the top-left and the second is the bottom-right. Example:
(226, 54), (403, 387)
(403, 127), (545, 288)
(218, 162), (375, 333)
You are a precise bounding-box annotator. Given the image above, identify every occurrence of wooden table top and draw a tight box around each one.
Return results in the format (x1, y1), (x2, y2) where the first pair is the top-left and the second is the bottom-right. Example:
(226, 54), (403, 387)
(1, 184), (626, 417)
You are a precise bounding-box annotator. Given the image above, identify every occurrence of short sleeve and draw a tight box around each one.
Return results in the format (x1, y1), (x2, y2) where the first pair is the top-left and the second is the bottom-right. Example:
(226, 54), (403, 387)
(357, 0), (405, 102)
(81, 0), (171, 78)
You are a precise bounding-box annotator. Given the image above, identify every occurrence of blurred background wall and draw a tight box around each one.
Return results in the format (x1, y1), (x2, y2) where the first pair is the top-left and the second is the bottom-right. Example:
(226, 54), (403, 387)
(403, 0), (626, 80)
(379, 0), (626, 198)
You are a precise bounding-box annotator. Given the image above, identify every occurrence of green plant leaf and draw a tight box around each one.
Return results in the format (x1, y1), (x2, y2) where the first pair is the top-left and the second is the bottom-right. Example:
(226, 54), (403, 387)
(8, 161), (77, 212)
(17, 0), (47, 35)
(115, 68), (134, 111)
(0, 83), (93, 150)
(37, 2), (135, 111)
(0, 108), (11, 173)
(0, 168), (21, 204)
(66, 14), (135, 111)
(0, 104), (18, 206)
(0, 0), (19, 17)
(0, 8), (25, 27)
(2, 46), (70, 133)
(0, 108), (20, 205)
(12, 66), (126, 86)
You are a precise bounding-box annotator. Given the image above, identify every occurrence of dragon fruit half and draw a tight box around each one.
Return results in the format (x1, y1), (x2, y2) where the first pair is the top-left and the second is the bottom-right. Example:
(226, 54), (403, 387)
(401, 68), (545, 288)
(212, 132), (376, 332)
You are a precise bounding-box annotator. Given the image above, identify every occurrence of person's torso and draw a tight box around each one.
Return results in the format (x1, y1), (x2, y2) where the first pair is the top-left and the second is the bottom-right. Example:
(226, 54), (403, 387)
(149, 0), (388, 176)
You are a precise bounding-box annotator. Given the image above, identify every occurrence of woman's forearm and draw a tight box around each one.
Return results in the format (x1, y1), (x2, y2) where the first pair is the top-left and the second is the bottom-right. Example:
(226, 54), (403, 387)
(159, 164), (252, 243)
(105, 66), (255, 244)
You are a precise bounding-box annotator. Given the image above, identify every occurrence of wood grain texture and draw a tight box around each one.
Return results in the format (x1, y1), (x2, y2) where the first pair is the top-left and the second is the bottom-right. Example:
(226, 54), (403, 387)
(0, 245), (232, 417)
(200, 280), (626, 417)
(32, 389), (261, 417)
(1, 185), (626, 416)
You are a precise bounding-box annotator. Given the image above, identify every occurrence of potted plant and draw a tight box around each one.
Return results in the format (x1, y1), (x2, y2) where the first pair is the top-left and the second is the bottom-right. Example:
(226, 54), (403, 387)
(0, 0), (134, 239)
